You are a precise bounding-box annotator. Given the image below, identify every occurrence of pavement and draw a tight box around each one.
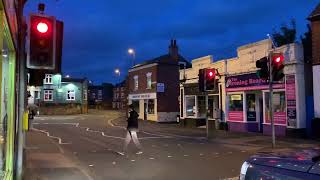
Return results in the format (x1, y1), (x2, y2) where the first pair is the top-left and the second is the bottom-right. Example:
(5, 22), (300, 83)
(23, 110), (319, 180)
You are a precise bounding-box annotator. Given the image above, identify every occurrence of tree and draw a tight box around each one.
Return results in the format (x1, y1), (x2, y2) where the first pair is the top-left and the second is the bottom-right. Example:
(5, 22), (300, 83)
(301, 24), (312, 63)
(272, 19), (297, 47)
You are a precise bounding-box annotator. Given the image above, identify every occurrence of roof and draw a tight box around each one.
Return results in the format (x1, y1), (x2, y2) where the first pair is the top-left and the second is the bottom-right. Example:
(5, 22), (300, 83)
(131, 54), (191, 69)
(62, 77), (86, 83)
(308, 3), (320, 20)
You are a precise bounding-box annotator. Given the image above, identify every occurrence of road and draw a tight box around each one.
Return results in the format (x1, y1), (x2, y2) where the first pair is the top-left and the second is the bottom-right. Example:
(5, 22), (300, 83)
(24, 110), (270, 180)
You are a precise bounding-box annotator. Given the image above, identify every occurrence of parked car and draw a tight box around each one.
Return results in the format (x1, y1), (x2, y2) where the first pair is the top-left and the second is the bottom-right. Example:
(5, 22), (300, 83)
(240, 147), (320, 180)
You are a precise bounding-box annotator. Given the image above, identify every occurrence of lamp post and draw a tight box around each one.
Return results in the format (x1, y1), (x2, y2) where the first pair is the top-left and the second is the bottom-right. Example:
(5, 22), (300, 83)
(115, 68), (121, 83)
(128, 48), (135, 66)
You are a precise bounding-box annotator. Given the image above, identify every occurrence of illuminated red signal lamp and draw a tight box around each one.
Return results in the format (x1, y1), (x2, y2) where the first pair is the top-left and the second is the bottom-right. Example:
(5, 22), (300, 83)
(272, 54), (284, 64)
(37, 22), (49, 33)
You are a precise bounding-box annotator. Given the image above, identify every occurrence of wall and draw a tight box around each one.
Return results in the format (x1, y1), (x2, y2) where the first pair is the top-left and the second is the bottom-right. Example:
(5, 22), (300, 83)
(313, 65), (320, 118)
(128, 64), (157, 94)
(157, 63), (179, 113)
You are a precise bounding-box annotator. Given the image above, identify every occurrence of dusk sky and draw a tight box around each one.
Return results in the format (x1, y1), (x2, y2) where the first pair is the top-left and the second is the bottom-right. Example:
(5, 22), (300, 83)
(24, 0), (319, 84)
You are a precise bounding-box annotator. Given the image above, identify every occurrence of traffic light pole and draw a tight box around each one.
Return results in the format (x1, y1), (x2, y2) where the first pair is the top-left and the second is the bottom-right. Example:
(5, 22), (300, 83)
(269, 51), (276, 148)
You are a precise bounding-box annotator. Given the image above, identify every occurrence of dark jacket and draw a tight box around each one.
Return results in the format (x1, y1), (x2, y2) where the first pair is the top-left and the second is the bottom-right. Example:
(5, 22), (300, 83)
(127, 110), (139, 131)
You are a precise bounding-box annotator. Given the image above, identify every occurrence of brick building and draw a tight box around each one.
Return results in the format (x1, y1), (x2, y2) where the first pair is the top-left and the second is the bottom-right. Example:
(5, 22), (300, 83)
(88, 83), (114, 109)
(128, 40), (191, 122)
(308, 4), (320, 119)
(112, 80), (127, 109)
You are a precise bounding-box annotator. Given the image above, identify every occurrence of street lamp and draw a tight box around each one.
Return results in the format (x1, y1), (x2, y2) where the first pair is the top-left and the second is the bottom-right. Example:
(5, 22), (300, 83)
(115, 68), (120, 76)
(128, 48), (135, 66)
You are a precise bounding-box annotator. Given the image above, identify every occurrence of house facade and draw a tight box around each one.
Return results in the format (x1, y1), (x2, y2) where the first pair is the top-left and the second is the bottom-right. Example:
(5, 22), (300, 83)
(180, 39), (307, 136)
(128, 40), (190, 122)
(88, 83), (114, 109)
(308, 4), (320, 119)
(28, 74), (88, 115)
(112, 81), (127, 109)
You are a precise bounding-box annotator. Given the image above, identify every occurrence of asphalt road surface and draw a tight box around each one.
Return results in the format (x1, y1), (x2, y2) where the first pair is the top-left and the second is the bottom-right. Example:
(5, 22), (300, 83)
(26, 110), (255, 180)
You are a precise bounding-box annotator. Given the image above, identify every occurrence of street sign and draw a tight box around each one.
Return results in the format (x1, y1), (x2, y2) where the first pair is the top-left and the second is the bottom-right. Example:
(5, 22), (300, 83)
(157, 83), (165, 92)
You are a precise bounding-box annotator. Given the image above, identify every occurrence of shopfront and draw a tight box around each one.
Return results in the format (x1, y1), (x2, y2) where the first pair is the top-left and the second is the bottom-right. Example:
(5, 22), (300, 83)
(226, 73), (288, 135)
(0, 5), (17, 179)
(181, 83), (221, 127)
(128, 93), (157, 121)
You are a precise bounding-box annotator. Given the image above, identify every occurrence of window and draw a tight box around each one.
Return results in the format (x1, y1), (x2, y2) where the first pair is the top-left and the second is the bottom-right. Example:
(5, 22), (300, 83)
(35, 90), (40, 99)
(134, 75), (138, 90)
(121, 93), (125, 98)
(229, 94), (243, 111)
(179, 62), (186, 70)
(67, 90), (75, 100)
(44, 90), (53, 101)
(147, 99), (155, 114)
(264, 91), (286, 124)
(83, 90), (87, 100)
(146, 72), (152, 89)
(98, 90), (103, 100)
(197, 96), (206, 117)
(44, 74), (53, 84)
(186, 96), (196, 117)
(246, 94), (256, 122)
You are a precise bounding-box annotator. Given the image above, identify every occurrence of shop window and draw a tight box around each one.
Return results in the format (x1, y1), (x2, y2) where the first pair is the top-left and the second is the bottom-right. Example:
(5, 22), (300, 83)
(132, 100), (140, 112)
(146, 73), (152, 89)
(67, 90), (76, 100)
(186, 96), (196, 117)
(44, 74), (53, 84)
(264, 91), (286, 125)
(246, 94), (256, 122)
(229, 94), (243, 111)
(197, 96), (206, 117)
(208, 96), (219, 119)
(44, 90), (53, 101)
(148, 99), (155, 114)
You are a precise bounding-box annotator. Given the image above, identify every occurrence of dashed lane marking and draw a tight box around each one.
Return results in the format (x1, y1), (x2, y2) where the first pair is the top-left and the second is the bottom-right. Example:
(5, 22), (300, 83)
(32, 128), (71, 145)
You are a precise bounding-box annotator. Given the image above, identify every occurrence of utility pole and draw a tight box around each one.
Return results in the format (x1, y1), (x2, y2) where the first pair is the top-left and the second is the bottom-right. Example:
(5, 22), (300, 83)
(267, 34), (276, 148)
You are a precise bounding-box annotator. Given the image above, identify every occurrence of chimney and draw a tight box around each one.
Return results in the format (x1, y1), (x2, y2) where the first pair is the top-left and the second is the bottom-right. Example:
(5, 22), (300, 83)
(169, 39), (179, 61)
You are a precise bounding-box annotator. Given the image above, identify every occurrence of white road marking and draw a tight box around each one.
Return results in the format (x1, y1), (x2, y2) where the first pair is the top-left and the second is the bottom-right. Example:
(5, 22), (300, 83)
(149, 157), (155, 160)
(167, 155), (172, 158)
(112, 162), (116, 165)
(131, 160), (135, 162)
(32, 128), (71, 145)
(200, 153), (204, 156)
(89, 164), (94, 167)
(184, 155), (189, 157)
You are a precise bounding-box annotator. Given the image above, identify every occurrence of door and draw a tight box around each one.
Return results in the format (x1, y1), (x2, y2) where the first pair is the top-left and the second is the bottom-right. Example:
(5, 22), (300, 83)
(259, 96), (264, 132)
(144, 100), (148, 120)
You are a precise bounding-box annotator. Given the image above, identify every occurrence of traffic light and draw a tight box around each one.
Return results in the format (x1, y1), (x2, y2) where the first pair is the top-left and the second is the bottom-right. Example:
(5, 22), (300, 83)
(27, 14), (56, 69)
(272, 53), (285, 81)
(205, 68), (216, 91)
(198, 68), (216, 92)
(256, 57), (269, 79)
(198, 69), (205, 92)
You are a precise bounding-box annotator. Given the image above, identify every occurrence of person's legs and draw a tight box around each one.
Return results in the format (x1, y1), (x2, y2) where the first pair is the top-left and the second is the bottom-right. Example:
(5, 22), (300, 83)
(131, 131), (142, 151)
(122, 131), (132, 153)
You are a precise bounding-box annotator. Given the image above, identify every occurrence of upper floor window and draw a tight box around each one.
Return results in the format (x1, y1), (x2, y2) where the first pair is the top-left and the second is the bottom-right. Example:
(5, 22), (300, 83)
(44, 90), (53, 101)
(67, 90), (76, 100)
(146, 72), (152, 89)
(134, 75), (139, 90)
(179, 62), (187, 70)
(35, 90), (41, 99)
(83, 90), (88, 100)
(44, 74), (53, 84)
(98, 90), (103, 100)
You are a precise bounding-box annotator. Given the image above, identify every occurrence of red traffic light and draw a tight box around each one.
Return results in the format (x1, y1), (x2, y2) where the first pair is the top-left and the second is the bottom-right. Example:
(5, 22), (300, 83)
(207, 69), (215, 79)
(37, 22), (49, 33)
(272, 53), (284, 64)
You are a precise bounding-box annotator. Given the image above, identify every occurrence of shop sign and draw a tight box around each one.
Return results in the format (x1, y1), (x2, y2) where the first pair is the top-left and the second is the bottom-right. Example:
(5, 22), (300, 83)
(226, 73), (284, 92)
(157, 83), (165, 92)
(129, 93), (156, 100)
(286, 74), (297, 127)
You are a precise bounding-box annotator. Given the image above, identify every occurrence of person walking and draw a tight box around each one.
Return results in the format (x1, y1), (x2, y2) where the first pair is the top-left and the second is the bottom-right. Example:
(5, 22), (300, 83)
(119, 104), (143, 155)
